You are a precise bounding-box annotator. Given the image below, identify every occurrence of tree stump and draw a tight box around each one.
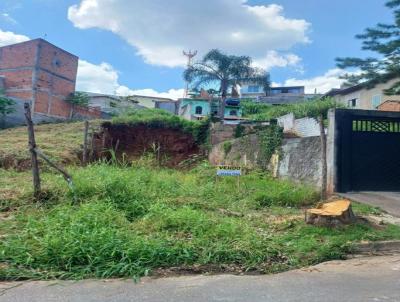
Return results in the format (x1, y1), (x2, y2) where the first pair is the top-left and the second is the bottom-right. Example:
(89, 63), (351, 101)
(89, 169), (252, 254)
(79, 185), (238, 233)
(305, 199), (356, 227)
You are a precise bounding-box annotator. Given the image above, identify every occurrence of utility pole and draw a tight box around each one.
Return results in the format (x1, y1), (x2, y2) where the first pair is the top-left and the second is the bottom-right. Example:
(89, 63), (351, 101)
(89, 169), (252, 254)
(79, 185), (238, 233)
(183, 50), (197, 97)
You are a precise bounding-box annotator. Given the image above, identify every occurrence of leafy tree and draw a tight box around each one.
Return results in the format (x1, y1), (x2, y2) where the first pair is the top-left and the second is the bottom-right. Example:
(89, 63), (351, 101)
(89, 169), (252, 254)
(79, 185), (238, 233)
(66, 92), (90, 119)
(183, 49), (269, 118)
(336, 0), (400, 94)
(0, 90), (15, 127)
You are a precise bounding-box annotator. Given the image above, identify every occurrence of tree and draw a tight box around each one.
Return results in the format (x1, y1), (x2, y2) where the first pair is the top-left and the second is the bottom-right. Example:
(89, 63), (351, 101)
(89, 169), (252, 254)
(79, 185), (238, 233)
(0, 90), (15, 127)
(66, 92), (90, 119)
(336, 0), (400, 94)
(183, 49), (269, 118)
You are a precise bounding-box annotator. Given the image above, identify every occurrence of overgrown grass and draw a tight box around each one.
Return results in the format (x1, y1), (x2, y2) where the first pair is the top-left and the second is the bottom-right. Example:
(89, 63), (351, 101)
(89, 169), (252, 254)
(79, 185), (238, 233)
(242, 98), (344, 121)
(110, 108), (210, 144)
(0, 120), (102, 170)
(1, 162), (400, 281)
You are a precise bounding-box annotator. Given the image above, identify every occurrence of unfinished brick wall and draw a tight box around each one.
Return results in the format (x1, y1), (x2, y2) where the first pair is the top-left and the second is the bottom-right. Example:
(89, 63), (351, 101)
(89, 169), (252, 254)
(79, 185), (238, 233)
(378, 101), (400, 112)
(0, 38), (100, 120)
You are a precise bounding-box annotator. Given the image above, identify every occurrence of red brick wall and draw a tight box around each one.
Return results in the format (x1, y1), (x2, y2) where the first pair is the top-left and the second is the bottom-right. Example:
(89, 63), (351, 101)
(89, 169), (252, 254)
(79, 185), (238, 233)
(378, 101), (400, 112)
(0, 40), (39, 69)
(38, 41), (78, 81)
(0, 39), (100, 120)
(1, 70), (33, 90)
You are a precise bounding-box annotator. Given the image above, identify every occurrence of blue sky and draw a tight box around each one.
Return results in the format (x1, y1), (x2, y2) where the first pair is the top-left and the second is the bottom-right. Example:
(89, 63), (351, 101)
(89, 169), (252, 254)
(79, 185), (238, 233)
(0, 0), (393, 98)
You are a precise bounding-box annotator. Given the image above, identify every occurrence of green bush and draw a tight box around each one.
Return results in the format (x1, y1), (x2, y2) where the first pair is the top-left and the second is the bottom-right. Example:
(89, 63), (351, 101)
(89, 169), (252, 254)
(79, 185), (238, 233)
(222, 141), (232, 155)
(110, 108), (210, 144)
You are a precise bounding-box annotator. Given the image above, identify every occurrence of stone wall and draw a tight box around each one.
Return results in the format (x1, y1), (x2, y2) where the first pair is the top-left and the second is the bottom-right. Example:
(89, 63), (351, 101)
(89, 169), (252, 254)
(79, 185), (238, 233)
(209, 134), (323, 188)
(277, 136), (322, 187)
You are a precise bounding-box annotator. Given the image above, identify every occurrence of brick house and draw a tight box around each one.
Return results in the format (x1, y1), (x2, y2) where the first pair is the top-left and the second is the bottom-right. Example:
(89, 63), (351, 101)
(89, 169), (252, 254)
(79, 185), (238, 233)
(378, 100), (400, 112)
(0, 38), (100, 127)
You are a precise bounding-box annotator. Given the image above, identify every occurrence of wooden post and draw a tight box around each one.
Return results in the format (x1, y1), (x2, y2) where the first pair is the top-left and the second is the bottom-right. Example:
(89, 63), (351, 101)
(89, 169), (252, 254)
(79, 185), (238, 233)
(24, 103), (41, 198)
(34, 148), (72, 183)
(82, 120), (89, 165)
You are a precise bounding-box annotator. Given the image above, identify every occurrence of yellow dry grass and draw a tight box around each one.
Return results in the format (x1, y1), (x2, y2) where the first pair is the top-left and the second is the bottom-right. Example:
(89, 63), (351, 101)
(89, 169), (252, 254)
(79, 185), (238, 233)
(0, 120), (102, 170)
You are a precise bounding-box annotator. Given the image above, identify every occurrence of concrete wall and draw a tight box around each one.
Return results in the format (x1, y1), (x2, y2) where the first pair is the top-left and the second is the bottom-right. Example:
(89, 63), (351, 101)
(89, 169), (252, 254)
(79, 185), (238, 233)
(277, 136), (322, 187)
(209, 134), (323, 188)
(155, 101), (178, 114)
(277, 113), (320, 137)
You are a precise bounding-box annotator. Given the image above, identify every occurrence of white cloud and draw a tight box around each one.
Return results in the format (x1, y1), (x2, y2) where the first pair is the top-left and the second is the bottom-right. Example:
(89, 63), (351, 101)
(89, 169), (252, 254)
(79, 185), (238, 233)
(1, 13), (18, 24)
(277, 68), (349, 94)
(76, 60), (183, 99)
(253, 50), (302, 71)
(68, 0), (310, 69)
(0, 29), (182, 99)
(0, 29), (29, 46)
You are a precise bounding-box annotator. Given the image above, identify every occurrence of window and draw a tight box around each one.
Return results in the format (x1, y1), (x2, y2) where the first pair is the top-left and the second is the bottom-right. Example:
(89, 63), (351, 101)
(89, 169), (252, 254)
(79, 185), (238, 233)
(372, 95), (382, 108)
(229, 110), (237, 116)
(248, 85), (260, 93)
(195, 106), (203, 115)
(348, 98), (357, 108)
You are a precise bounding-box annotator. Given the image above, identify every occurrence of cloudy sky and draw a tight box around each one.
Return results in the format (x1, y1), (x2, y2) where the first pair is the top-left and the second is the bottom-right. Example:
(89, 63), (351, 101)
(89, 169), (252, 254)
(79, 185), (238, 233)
(0, 0), (392, 98)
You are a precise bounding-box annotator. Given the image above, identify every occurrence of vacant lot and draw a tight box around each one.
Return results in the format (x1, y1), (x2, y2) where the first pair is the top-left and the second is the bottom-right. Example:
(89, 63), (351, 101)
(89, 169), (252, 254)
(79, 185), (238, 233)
(1, 162), (400, 281)
(0, 120), (102, 170)
(1, 116), (399, 281)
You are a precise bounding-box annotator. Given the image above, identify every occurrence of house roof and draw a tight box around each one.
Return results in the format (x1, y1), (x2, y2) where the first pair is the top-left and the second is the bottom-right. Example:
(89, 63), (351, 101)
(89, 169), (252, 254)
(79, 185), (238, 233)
(325, 74), (400, 97)
(84, 92), (122, 100)
(270, 85), (304, 90)
(129, 95), (174, 101)
(324, 82), (367, 97)
(257, 95), (316, 105)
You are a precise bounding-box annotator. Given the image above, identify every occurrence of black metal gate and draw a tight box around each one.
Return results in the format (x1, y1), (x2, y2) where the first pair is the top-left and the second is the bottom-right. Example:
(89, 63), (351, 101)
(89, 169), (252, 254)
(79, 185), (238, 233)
(336, 109), (400, 192)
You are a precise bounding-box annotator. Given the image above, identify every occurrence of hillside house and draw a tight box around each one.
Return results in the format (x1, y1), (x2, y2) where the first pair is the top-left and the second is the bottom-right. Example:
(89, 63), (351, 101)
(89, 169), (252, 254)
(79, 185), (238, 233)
(85, 92), (145, 115)
(241, 83), (320, 105)
(325, 78), (400, 110)
(178, 98), (242, 121)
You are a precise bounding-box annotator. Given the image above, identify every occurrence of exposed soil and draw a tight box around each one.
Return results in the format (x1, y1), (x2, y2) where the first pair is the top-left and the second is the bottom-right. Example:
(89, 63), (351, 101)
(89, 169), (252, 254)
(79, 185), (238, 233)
(94, 123), (203, 167)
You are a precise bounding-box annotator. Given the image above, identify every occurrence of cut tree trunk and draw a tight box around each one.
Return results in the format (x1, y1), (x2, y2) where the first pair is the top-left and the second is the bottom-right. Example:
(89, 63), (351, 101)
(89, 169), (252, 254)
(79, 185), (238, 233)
(305, 199), (356, 227)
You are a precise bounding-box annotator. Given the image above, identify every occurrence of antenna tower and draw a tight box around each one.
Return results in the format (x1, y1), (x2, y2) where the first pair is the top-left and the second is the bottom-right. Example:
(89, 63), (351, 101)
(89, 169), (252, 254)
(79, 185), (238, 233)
(183, 50), (197, 97)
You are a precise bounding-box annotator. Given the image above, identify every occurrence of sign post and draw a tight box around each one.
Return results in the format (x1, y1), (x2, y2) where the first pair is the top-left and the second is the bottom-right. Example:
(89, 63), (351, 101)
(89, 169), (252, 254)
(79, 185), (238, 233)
(216, 165), (242, 189)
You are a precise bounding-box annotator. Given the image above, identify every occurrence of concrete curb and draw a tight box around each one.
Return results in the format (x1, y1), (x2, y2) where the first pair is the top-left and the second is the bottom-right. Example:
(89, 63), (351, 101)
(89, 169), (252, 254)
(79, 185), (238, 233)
(352, 240), (400, 254)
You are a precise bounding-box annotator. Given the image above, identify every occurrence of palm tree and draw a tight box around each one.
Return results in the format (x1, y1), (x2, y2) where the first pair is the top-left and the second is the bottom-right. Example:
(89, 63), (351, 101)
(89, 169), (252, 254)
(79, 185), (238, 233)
(183, 49), (269, 118)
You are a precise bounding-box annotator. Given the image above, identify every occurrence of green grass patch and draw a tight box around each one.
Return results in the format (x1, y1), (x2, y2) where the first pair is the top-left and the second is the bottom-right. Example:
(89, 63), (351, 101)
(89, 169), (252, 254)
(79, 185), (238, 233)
(110, 108), (210, 144)
(1, 163), (400, 281)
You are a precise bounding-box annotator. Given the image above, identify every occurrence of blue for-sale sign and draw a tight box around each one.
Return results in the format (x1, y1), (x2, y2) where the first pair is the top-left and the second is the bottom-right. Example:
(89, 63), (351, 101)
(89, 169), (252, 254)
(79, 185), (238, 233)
(217, 165), (242, 176)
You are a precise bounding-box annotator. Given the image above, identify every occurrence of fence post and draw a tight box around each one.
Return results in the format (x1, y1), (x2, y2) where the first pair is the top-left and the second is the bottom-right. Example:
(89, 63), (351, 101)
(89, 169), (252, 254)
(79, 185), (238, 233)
(24, 103), (41, 198)
(83, 120), (89, 165)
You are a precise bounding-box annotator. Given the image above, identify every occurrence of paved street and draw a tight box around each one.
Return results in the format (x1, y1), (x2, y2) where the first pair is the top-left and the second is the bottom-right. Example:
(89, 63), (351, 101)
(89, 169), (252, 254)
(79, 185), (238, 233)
(1, 255), (400, 302)
(342, 192), (400, 217)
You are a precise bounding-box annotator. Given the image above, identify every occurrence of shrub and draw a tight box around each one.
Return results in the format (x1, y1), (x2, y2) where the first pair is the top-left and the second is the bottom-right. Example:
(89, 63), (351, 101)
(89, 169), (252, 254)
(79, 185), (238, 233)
(110, 108), (210, 145)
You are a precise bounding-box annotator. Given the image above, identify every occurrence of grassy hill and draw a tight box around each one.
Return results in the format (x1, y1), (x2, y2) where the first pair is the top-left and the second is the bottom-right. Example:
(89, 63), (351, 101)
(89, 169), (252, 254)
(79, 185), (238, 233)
(0, 120), (102, 170)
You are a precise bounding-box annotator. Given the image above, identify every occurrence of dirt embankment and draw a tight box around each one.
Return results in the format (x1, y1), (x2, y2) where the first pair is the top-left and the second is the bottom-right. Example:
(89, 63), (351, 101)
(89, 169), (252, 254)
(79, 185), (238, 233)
(94, 123), (203, 167)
